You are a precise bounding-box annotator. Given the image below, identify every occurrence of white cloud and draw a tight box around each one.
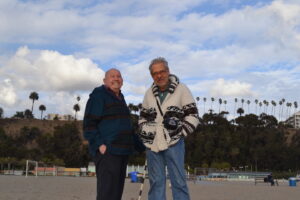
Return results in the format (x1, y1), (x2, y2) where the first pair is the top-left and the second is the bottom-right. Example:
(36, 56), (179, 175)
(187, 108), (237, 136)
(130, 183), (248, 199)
(0, 46), (104, 117)
(2, 46), (104, 92)
(0, 79), (17, 106)
(120, 61), (152, 84)
(188, 78), (255, 98)
(210, 78), (255, 97)
(122, 82), (148, 96)
(1, 0), (300, 119)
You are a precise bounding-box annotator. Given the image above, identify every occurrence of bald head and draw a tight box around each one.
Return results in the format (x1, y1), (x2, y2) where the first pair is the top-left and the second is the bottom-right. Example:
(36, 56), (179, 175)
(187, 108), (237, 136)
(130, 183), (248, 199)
(105, 68), (121, 78)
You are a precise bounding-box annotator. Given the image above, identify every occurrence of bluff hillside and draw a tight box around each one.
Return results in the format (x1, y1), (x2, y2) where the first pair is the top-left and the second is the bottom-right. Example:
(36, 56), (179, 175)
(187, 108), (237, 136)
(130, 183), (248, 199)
(0, 119), (83, 138)
(0, 118), (297, 144)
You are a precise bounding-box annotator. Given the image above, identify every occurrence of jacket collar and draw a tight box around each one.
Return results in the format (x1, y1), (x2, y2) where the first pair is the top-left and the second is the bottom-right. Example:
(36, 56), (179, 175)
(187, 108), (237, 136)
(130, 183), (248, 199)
(103, 85), (123, 100)
(151, 74), (180, 98)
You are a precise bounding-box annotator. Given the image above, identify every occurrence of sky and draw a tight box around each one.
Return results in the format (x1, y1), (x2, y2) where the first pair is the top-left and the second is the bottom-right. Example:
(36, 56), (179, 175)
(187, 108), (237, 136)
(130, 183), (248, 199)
(0, 0), (300, 120)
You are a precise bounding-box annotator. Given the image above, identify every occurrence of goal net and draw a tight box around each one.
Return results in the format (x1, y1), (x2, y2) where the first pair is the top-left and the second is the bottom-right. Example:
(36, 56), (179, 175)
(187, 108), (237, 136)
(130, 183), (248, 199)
(25, 160), (38, 177)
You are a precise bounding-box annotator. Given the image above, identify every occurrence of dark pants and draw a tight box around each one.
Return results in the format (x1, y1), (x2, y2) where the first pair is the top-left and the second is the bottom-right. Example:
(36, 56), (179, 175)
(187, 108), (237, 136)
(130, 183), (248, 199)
(94, 151), (129, 200)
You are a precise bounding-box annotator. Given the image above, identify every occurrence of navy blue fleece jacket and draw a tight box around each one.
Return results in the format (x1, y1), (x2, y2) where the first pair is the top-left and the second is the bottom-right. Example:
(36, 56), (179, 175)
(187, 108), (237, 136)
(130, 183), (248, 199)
(83, 85), (145, 157)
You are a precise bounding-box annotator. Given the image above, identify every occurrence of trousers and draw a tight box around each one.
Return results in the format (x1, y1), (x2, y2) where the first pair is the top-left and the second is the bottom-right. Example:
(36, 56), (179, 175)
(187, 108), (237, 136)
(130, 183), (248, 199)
(146, 139), (190, 200)
(94, 151), (128, 200)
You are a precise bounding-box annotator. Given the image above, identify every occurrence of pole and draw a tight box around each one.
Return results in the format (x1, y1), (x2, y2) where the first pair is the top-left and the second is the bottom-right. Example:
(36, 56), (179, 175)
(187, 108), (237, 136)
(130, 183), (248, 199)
(35, 161), (38, 177)
(25, 160), (28, 177)
(137, 160), (147, 200)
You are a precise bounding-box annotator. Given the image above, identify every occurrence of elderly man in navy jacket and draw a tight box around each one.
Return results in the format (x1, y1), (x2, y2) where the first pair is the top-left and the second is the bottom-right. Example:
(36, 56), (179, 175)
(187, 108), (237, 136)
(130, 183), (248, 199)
(83, 68), (145, 200)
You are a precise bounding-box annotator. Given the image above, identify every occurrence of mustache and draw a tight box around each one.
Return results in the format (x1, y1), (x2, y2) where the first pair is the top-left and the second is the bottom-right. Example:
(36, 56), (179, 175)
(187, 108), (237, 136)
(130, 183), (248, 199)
(157, 77), (166, 81)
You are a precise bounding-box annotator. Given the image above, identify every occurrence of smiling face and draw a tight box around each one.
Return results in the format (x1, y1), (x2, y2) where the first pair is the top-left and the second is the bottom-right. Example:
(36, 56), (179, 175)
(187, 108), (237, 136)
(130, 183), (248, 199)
(103, 69), (123, 95)
(150, 62), (170, 91)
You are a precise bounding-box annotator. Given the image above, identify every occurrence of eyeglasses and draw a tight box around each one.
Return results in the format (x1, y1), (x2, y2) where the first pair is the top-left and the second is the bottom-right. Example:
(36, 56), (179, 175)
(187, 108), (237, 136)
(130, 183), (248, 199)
(151, 69), (168, 77)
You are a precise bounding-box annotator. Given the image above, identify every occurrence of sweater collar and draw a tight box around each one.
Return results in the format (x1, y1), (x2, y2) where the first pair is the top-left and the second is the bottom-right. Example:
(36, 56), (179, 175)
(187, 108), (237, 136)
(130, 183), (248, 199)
(151, 74), (179, 98)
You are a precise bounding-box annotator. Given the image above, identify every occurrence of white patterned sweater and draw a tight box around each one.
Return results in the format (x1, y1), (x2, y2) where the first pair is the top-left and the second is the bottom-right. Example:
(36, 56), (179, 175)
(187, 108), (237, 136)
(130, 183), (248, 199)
(138, 74), (199, 152)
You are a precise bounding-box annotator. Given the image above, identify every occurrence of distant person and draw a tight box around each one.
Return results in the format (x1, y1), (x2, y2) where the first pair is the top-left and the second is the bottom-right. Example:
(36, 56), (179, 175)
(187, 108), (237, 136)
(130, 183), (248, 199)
(268, 173), (275, 186)
(83, 68), (145, 200)
(138, 57), (199, 200)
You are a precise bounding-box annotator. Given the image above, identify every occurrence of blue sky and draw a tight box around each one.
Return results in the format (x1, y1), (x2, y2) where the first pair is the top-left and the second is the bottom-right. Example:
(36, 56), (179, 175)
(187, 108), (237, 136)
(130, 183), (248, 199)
(0, 0), (300, 120)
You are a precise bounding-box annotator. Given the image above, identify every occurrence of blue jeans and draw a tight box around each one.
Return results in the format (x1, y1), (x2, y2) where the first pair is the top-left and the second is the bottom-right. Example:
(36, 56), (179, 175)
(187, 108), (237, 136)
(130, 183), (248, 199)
(146, 139), (190, 200)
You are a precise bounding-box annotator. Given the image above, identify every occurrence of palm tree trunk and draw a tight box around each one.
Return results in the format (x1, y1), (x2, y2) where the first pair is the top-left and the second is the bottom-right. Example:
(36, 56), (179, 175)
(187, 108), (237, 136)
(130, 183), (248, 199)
(31, 100), (34, 112)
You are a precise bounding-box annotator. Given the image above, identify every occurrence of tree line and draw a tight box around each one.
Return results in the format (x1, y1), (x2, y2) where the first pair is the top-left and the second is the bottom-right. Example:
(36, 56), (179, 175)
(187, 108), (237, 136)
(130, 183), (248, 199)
(0, 95), (299, 174)
(0, 92), (298, 122)
(0, 91), (81, 120)
(1, 110), (299, 174)
(0, 122), (89, 170)
(185, 111), (300, 172)
(195, 97), (298, 121)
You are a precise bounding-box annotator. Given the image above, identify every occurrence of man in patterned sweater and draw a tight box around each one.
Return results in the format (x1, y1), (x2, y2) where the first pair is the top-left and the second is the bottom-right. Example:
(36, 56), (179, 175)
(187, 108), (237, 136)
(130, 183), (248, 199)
(138, 57), (199, 200)
(83, 68), (145, 200)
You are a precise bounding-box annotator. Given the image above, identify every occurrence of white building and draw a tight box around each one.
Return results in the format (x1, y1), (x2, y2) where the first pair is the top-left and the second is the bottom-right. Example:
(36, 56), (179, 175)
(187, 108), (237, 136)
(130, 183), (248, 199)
(47, 114), (75, 121)
(285, 111), (300, 129)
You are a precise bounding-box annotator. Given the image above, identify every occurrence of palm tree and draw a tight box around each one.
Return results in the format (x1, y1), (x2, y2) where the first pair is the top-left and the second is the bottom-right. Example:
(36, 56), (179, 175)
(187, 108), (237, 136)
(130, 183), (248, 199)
(73, 104), (80, 120)
(265, 101), (269, 114)
(263, 100), (268, 114)
(259, 102), (263, 114)
(39, 105), (46, 120)
(29, 92), (39, 113)
(281, 98), (286, 119)
(218, 98), (222, 113)
(241, 99), (245, 109)
(237, 107), (244, 116)
(223, 100), (227, 112)
(211, 97), (215, 112)
(254, 99), (258, 115)
(285, 102), (289, 118)
(246, 100), (250, 114)
(271, 100), (276, 116)
(234, 98), (238, 118)
(278, 100), (283, 120)
(294, 101), (298, 114)
(0, 107), (3, 118)
(287, 102), (292, 118)
(196, 97), (200, 113)
(273, 101), (277, 117)
(203, 97), (207, 114)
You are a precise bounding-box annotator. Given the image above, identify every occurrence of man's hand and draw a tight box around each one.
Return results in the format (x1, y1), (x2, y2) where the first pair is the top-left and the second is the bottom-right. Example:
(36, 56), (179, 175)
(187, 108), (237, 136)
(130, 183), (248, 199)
(99, 144), (107, 154)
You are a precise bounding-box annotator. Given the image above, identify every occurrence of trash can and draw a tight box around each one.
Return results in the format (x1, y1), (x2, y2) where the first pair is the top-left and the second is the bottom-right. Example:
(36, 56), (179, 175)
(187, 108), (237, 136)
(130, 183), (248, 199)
(130, 171), (138, 183)
(289, 177), (297, 187)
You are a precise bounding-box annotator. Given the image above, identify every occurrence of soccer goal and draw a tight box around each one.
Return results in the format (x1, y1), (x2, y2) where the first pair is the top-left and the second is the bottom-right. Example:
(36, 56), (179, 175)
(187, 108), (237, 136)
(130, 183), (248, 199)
(25, 160), (38, 177)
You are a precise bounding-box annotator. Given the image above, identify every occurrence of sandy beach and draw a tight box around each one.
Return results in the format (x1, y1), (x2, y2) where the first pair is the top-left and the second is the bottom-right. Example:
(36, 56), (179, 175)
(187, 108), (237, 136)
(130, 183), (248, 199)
(0, 175), (299, 200)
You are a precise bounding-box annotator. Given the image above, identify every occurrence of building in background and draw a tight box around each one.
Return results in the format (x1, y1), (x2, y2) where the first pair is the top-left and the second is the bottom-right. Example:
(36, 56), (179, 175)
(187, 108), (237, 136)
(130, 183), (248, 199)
(285, 111), (300, 129)
(47, 114), (75, 121)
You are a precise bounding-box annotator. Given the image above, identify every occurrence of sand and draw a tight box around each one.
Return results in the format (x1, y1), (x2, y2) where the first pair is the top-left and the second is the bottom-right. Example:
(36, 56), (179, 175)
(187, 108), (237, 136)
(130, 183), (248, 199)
(0, 175), (299, 200)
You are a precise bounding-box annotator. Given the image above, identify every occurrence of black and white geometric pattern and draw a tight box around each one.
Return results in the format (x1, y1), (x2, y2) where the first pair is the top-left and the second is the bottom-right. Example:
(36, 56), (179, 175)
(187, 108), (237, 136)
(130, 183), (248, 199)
(138, 74), (200, 150)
